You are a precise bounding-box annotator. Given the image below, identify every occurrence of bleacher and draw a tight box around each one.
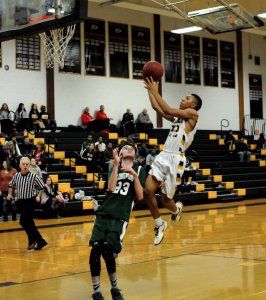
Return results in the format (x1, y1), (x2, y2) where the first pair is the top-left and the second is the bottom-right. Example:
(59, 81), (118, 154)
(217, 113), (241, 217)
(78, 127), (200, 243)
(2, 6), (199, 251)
(5, 128), (266, 217)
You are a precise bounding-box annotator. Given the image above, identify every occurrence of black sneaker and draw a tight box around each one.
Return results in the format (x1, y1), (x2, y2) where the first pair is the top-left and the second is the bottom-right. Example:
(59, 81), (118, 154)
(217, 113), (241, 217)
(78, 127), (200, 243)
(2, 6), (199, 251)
(34, 240), (48, 250)
(28, 241), (36, 250)
(111, 288), (125, 300)
(92, 292), (105, 300)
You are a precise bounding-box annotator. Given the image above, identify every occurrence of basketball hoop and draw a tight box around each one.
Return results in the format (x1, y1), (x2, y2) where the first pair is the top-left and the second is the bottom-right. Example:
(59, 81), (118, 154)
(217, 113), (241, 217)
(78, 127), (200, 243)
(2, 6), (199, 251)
(39, 25), (76, 69)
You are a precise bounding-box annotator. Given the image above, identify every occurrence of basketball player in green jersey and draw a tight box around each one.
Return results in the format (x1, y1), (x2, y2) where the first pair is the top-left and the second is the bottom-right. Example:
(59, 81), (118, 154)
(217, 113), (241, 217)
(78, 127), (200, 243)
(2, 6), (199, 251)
(89, 143), (146, 300)
(144, 77), (202, 245)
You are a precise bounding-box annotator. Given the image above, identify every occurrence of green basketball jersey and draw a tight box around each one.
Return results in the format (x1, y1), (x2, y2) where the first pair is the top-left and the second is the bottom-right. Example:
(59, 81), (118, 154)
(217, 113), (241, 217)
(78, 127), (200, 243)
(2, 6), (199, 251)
(97, 164), (146, 222)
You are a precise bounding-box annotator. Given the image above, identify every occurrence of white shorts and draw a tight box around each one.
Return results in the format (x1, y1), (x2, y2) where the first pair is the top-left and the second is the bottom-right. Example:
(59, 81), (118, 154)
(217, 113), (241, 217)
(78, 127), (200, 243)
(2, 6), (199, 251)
(149, 151), (186, 199)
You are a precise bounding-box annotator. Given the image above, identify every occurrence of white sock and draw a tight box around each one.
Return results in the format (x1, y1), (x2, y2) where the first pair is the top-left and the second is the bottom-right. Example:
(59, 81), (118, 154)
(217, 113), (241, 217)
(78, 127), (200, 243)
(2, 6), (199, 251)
(154, 217), (163, 227)
(172, 207), (178, 215)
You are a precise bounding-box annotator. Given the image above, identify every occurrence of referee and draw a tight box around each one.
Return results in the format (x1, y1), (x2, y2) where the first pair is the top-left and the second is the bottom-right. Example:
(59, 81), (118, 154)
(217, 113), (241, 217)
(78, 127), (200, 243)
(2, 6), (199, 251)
(7, 157), (47, 250)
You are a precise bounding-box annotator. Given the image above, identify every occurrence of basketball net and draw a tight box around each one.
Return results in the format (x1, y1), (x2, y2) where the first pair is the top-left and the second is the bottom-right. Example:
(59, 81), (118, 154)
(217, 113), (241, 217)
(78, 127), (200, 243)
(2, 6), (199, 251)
(39, 25), (76, 69)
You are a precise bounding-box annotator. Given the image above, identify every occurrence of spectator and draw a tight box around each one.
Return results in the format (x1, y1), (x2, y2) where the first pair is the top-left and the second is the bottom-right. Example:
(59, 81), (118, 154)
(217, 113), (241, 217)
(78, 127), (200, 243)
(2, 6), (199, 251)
(0, 160), (18, 221)
(136, 108), (153, 133)
(81, 107), (99, 133)
(81, 143), (95, 173)
(4, 141), (20, 169)
(94, 144), (105, 174)
(0, 103), (13, 136)
(137, 141), (149, 166)
(20, 136), (34, 157)
(32, 141), (46, 170)
(127, 134), (135, 145)
(104, 142), (114, 171)
(81, 134), (95, 152)
(96, 105), (114, 133)
(234, 138), (251, 162)
(29, 104), (45, 131)
(145, 148), (157, 174)
(29, 158), (42, 178)
(40, 177), (62, 219)
(39, 105), (58, 133)
(5, 133), (21, 156)
(121, 108), (136, 135)
(95, 136), (106, 151)
(224, 130), (236, 150)
(182, 157), (197, 185)
(257, 133), (265, 151)
(14, 103), (29, 129)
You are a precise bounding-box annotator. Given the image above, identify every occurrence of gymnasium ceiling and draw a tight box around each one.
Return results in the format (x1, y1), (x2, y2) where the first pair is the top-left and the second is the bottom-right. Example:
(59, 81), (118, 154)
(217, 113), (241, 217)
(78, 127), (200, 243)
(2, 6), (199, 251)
(89, 0), (266, 35)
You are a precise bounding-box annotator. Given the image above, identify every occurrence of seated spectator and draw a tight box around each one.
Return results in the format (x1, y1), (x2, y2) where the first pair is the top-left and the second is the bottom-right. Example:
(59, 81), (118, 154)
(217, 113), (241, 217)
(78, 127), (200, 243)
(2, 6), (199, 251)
(4, 140), (20, 169)
(257, 133), (265, 151)
(121, 108), (136, 135)
(81, 134), (95, 152)
(95, 136), (106, 151)
(0, 160), (18, 221)
(20, 136), (34, 157)
(224, 130), (236, 150)
(104, 142), (114, 171)
(29, 158), (42, 178)
(81, 143), (95, 173)
(96, 105), (115, 133)
(145, 147), (157, 174)
(136, 108), (153, 133)
(5, 133), (21, 156)
(40, 177), (62, 219)
(234, 138), (251, 162)
(14, 103), (29, 132)
(29, 103), (45, 131)
(39, 105), (58, 132)
(0, 103), (13, 136)
(182, 157), (197, 185)
(81, 107), (99, 133)
(127, 134), (135, 145)
(95, 144), (105, 174)
(137, 141), (149, 166)
(32, 141), (46, 170)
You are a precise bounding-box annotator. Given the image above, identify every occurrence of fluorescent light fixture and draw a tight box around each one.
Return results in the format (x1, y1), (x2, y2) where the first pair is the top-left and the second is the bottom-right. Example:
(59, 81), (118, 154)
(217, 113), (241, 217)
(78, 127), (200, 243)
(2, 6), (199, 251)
(48, 8), (64, 13)
(188, 6), (226, 16)
(258, 11), (266, 18)
(171, 26), (203, 34)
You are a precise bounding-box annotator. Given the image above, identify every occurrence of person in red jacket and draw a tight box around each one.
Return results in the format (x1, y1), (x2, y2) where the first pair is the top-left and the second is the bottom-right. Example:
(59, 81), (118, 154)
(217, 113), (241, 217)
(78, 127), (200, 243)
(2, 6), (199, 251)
(96, 105), (114, 133)
(82, 107), (101, 133)
(82, 107), (94, 126)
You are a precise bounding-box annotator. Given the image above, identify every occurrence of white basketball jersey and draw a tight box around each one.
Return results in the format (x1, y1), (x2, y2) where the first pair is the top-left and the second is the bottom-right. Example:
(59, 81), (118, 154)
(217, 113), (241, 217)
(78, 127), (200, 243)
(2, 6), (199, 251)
(163, 117), (199, 154)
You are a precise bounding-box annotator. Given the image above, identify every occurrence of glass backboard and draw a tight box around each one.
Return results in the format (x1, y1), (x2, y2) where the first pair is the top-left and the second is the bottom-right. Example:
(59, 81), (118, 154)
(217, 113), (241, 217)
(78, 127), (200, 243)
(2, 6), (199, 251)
(188, 3), (265, 34)
(0, 0), (88, 41)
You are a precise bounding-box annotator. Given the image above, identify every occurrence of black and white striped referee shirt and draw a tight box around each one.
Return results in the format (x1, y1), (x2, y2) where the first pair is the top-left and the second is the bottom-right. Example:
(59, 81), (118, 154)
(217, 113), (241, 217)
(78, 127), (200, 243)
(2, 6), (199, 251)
(9, 172), (45, 200)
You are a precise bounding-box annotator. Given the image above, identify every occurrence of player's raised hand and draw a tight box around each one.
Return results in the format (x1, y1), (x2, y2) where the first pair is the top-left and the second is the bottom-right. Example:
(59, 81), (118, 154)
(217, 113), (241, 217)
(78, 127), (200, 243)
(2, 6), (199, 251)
(113, 148), (121, 166)
(121, 166), (137, 177)
(144, 77), (159, 94)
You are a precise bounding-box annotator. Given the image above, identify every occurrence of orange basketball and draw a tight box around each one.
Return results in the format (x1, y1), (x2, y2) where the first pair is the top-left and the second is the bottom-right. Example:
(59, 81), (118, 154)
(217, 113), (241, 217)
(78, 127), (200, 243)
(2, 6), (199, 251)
(142, 61), (164, 82)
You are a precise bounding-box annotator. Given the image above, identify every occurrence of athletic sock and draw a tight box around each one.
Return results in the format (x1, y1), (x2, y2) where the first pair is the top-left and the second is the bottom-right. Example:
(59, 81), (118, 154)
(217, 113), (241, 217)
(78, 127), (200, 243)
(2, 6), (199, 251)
(154, 217), (163, 227)
(109, 274), (118, 290)
(172, 208), (178, 215)
(92, 279), (101, 294)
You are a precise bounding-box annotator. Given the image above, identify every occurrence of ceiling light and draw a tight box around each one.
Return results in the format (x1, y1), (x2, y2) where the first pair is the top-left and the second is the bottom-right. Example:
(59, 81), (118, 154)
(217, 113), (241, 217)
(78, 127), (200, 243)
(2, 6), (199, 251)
(171, 26), (203, 34)
(258, 12), (266, 18)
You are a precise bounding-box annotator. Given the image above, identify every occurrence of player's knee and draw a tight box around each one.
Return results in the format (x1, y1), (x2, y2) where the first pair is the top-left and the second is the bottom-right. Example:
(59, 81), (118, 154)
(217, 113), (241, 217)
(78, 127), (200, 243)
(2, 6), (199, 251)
(144, 186), (154, 200)
(102, 242), (116, 274)
(89, 242), (102, 276)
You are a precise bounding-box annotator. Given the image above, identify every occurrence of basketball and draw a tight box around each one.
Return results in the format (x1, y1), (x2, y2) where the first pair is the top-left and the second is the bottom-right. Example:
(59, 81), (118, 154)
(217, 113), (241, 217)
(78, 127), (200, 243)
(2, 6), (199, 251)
(142, 61), (164, 82)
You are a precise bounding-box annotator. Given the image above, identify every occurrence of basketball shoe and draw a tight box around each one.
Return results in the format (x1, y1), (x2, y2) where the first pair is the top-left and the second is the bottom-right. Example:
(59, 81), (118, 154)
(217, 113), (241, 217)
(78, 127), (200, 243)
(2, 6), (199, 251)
(170, 202), (183, 224)
(154, 220), (167, 245)
(92, 292), (105, 300)
(111, 288), (124, 300)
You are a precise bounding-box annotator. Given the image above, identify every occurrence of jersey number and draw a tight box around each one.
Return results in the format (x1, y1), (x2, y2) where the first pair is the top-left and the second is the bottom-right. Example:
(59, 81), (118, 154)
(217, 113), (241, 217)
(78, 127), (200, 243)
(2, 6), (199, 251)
(113, 182), (130, 195)
(170, 125), (179, 132)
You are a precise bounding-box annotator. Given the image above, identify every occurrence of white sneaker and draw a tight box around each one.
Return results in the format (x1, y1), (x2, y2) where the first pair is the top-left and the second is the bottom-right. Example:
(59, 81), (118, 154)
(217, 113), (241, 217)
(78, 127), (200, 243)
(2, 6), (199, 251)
(170, 202), (183, 224)
(154, 220), (167, 246)
(55, 130), (61, 132)
(186, 182), (191, 185)
(191, 181), (198, 185)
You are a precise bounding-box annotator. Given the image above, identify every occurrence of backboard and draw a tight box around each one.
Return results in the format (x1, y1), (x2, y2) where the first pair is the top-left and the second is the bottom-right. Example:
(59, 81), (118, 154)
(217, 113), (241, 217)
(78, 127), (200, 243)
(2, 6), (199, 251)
(0, 0), (88, 42)
(188, 3), (265, 35)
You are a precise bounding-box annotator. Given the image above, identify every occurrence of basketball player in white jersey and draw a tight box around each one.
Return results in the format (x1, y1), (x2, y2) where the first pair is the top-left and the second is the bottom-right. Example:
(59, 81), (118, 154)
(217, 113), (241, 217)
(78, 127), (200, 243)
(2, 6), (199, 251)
(144, 77), (202, 245)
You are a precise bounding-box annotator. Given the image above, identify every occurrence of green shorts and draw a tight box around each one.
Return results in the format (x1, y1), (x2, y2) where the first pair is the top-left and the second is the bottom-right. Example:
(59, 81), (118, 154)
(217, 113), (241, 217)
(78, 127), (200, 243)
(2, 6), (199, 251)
(89, 215), (128, 254)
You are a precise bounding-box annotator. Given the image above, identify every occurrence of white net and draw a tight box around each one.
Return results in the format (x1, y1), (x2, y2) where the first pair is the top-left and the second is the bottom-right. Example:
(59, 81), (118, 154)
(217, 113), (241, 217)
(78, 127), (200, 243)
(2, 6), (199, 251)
(39, 24), (76, 69)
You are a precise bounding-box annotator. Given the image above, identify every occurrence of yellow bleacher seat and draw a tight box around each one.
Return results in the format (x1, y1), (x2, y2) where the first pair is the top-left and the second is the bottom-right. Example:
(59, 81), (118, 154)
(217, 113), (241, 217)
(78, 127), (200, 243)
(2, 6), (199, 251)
(209, 134), (216, 140)
(33, 138), (45, 145)
(83, 201), (94, 210)
(259, 161), (266, 166)
(149, 139), (157, 145)
(75, 166), (87, 174)
(233, 189), (246, 196)
(50, 175), (58, 183)
(196, 184), (205, 192)
(219, 139), (225, 145)
(251, 155), (256, 161)
(139, 133), (147, 140)
(54, 151), (65, 159)
(261, 149), (266, 155)
(250, 144), (257, 150)
(212, 175), (222, 182)
(200, 169), (211, 176)
(58, 183), (70, 191)
(0, 138), (5, 145)
(222, 182), (234, 189)
(45, 144), (55, 153)
(208, 191), (217, 199)
(65, 158), (76, 166)
(109, 133), (118, 139)
(87, 173), (99, 181)
(193, 162), (200, 169)
(95, 181), (105, 189)
(159, 144), (164, 151)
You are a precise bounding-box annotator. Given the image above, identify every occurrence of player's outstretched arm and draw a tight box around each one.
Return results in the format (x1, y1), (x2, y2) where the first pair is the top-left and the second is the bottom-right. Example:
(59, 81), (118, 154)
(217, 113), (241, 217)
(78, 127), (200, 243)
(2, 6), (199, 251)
(121, 166), (144, 200)
(108, 148), (120, 192)
(147, 90), (174, 122)
(144, 77), (198, 120)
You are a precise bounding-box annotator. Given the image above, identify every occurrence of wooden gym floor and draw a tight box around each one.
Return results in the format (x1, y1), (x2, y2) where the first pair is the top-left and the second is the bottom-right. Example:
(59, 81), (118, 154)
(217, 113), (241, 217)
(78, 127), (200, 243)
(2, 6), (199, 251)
(1, 199), (266, 300)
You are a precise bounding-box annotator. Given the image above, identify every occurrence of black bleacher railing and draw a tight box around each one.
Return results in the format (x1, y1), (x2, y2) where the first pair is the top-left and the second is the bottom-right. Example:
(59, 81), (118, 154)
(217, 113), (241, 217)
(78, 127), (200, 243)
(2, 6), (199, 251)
(221, 119), (229, 139)
(47, 137), (58, 167)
